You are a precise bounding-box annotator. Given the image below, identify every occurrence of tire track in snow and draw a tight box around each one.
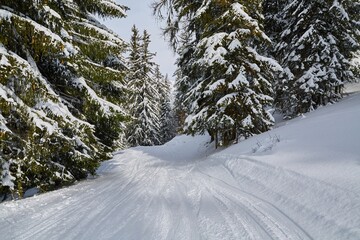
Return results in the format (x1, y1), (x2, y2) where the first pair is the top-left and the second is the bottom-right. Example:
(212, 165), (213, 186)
(218, 161), (314, 240)
(4, 156), (162, 240)
(196, 167), (313, 240)
(82, 157), (165, 239)
(197, 181), (266, 240)
(218, 155), (360, 239)
(2, 143), (358, 239)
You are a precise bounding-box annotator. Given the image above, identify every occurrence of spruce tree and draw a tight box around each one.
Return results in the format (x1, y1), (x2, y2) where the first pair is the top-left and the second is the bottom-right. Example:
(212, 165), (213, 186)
(172, 30), (198, 133)
(0, 0), (128, 199)
(154, 0), (281, 147)
(349, 1), (360, 79)
(155, 68), (175, 143)
(263, 0), (288, 39)
(270, 0), (359, 116)
(126, 27), (161, 146)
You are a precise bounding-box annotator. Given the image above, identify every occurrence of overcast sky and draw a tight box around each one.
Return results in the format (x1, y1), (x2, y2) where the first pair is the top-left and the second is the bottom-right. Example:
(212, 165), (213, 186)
(101, 0), (177, 80)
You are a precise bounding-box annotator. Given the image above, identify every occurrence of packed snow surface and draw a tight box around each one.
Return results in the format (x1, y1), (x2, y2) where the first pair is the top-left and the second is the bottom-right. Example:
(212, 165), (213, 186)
(1, 94), (360, 240)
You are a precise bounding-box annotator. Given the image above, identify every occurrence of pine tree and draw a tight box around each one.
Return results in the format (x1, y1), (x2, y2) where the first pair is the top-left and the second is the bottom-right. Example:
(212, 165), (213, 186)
(269, 0), (359, 116)
(173, 70), (188, 133)
(349, 1), (360, 79)
(126, 27), (161, 146)
(172, 29), (198, 133)
(263, 0), (288, 39)
(0, 0), (128, 199)
(154, 0), (281, 147)
(155, 68), (175, 143)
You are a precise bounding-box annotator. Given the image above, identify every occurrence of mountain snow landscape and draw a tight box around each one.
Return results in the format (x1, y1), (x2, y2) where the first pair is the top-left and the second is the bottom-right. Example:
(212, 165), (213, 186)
(1, 0), (360, 239)
(1, 89), (359, 240)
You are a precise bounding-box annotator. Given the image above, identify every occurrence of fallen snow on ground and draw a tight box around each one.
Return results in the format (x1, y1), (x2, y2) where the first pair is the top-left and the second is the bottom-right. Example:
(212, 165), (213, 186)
(1, 94), (360, 240)
(344, 80), (360, 94)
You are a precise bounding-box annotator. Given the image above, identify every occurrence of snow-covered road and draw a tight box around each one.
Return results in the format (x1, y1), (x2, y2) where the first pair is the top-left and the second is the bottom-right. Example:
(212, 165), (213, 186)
(0, 147), (314, 240)
(1, 94), (360, 240)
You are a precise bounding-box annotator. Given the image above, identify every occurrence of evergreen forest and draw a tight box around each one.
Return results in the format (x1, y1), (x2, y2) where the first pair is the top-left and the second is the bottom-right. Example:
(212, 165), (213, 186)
(155, 0), (359, 145)
(0, 0), (359, 200)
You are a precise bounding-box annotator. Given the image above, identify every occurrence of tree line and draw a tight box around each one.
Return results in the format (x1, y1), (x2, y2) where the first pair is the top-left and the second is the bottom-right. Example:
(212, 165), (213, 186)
(153, 0), (359, 147)
(0, 0), (359, 200)
(0, 0), (174, 200)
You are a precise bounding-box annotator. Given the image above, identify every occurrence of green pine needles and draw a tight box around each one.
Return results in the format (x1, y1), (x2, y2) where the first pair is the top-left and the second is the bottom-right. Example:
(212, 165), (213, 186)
(0, 0), (128, 200)
(267, 0), (359, 117)
(155, 0), (282, 147)
(126, 26), (175, 147)
(154, 0), (359, 147)
(1, 0), (358, 200)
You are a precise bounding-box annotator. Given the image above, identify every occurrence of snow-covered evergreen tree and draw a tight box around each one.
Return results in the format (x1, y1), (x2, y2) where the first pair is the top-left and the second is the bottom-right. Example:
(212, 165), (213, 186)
(263, 0), (288, 39)
(173, 70), (188, 133)
(126, 27), (161, 146)
(154, 0), (281, 147)
(270, 0), (359, 116)
(155, 68), (176, 143)
(172, 29), (198, 133)
(349, 0), (360, 79)
(0, 0), (128, 199)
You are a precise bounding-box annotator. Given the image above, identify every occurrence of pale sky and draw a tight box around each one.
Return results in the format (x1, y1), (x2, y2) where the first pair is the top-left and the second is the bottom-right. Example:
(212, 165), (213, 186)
(102, 0), (177, 80)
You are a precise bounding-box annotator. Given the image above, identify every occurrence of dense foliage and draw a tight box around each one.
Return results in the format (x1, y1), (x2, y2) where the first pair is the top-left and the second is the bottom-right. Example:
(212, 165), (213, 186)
(126, 26), (175, 146)
(154, 0), (359, 147)
(0, 0), (129, 199)
(265, 0), (359, 117)
(1, 0), (358, 200)
(154, 0), (281, 147)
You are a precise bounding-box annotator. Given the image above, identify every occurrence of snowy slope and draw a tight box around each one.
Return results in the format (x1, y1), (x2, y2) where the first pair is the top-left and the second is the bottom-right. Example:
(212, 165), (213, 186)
(1, 94), (360, 240)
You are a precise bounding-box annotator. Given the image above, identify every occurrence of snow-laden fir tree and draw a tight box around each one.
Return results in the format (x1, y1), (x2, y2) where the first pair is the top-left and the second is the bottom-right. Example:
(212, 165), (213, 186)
(348, 0), (360, 79)
(0, 0), (128, 199)
(126, 26), (161, 146)
(270, 0), (359, 116)
(173, 70), (188, 133)
(154, 0), (281, 147)
(154, 67), (176, 143)
(172, 29), (198, 133)
(263, 0), (288, 40)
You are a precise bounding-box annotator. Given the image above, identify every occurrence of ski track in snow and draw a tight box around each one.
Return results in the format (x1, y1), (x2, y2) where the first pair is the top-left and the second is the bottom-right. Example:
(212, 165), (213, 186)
(1, 150), (358, 240)
(1, 94), (360, 240)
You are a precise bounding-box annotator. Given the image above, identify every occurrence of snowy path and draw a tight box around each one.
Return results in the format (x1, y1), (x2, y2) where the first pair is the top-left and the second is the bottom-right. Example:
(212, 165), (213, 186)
(1, 94), (360, 240)
(0, 149), (313, 240)
(1, 145), (359, 240)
